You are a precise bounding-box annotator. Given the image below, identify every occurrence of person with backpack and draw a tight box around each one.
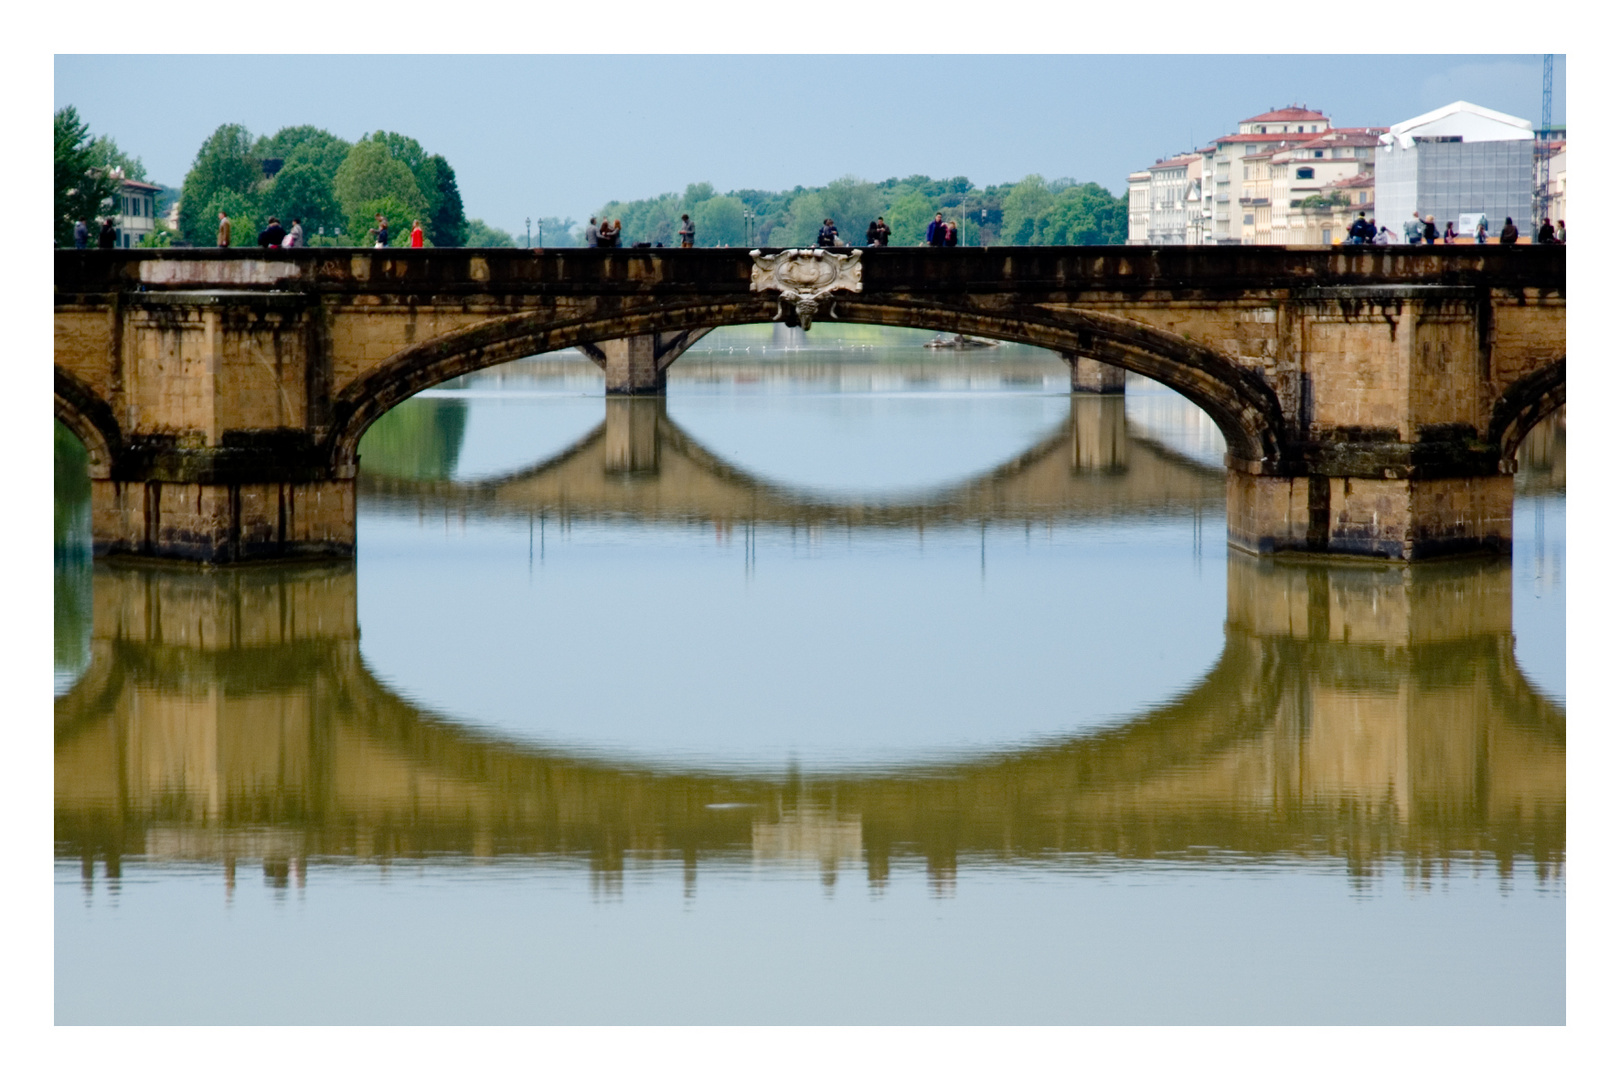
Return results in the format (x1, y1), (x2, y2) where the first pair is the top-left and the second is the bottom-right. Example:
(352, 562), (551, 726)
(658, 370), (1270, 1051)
(1499, 217), (1519, 245)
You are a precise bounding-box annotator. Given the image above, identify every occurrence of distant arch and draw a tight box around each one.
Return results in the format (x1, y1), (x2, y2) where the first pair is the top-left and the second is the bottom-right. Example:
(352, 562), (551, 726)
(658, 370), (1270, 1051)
(54, 367), (121, 479)
(324, 298), (1285, 475)
(1491, 359), (1566, 465)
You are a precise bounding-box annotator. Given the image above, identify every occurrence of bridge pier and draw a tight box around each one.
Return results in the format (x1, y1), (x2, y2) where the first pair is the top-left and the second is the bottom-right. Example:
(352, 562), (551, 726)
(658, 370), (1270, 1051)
(1062, 352), (1126, 395)
(577, 330), (713, 395)
(90, 477), (354, 562)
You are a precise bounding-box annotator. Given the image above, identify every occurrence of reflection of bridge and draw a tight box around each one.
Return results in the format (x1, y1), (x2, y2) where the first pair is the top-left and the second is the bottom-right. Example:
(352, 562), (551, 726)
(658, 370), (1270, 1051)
(358, 395), (1224, 528)
(56, 558), (1563, 890)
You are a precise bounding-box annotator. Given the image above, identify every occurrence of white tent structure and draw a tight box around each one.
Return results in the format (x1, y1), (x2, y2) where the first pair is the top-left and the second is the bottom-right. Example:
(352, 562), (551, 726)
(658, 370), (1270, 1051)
(1375, 101), (1534, 240)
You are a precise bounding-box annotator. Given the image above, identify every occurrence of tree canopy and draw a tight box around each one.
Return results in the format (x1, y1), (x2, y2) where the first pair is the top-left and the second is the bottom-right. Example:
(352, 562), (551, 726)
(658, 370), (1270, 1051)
(174, 122), (468, 247)
(584, 172), (1125, 248)
(55, 107), (124, 247)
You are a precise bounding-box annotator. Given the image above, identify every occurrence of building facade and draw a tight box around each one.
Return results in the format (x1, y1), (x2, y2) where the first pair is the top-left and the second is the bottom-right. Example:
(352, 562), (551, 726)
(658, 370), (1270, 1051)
(1375, 101), (1534, 240)
(113, 176), (162, 248)
(1126, 170), (1151, 244)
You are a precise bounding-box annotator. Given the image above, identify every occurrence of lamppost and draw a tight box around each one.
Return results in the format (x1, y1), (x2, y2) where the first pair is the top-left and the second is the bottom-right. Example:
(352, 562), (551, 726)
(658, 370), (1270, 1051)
(536, 218), (543, 247)
(525, 217), (532, 247)
(743, 208), (756, 247)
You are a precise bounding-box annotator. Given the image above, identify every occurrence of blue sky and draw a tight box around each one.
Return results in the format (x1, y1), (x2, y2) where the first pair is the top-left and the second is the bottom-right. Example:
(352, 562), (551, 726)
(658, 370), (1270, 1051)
(56, 54), (1563, 237)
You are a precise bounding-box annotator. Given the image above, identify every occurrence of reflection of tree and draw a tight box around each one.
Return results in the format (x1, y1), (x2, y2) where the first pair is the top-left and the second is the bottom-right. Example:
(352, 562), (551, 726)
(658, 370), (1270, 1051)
(355, 396), (469, 481)
(55, 558), (1563, 887)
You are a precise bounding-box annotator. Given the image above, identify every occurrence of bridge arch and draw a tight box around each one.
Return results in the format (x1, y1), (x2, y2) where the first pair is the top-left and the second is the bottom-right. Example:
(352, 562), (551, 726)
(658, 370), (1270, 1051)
(325, 298), (1286, 476)
(1491, 359), (1566, 466)
(54, 367), (121, 479)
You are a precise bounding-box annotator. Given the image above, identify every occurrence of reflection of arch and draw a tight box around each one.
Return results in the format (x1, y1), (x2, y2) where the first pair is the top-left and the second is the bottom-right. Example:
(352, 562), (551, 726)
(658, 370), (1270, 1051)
(54, 367), (121, 478)
(326, 300), (1285, 475)
(55, 558), (1564, 878)
(357, 397), (1226, 528)
(1491, 359), (1566, 464)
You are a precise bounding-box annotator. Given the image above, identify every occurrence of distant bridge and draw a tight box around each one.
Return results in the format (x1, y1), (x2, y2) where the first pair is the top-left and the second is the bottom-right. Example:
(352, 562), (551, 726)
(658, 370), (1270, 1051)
(358, 395), (1224, 530)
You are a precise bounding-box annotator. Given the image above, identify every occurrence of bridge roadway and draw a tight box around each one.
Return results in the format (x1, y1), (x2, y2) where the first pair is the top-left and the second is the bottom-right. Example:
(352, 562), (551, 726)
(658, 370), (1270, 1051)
(358, 395), (1225, 530)
(55, 556), (1563, 888)
(54, 246), (1564, 562)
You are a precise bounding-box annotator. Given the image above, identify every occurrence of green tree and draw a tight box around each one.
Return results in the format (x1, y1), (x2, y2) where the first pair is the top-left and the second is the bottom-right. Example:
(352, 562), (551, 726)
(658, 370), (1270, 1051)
(999, 175), (1054, 245)
(267, 162), (343, 235)
(334, 139), (428, 233)
(419, 155), (467, 246)
(464, 219), (517, 247)
(255, 125), (351, 181)
(179, 123), (262, 246)
(882, 189), (935, 246)
(692, 196), (746, 247)
(85, 134), (146, 182)
(54, 107), (120, 247)
(1041, 182), (1127, 245)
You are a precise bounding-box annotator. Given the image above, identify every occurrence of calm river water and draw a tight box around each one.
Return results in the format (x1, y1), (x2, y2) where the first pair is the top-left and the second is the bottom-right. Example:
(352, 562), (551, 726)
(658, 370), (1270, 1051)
(54, 327), (1565, 1024)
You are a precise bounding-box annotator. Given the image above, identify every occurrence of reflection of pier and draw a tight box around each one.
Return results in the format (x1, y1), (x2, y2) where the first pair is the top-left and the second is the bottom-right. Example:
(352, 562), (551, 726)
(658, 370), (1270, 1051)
(358, 395), (1224, 529)
(56, 558), (1563, 888)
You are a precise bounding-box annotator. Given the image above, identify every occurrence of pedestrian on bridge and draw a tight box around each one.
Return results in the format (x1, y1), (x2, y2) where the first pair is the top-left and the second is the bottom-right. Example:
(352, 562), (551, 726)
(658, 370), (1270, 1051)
(585, 218), (599, 247)
(1475, 217), (1489, 244)
(1557, 220), (1566, 243)
(410, 220), (425, 248)
(944, 219), (959, 247)
(1499, 217), (1519, 245)
(1537, 218), (1558, 244)
(867, 217), (890, 246)
(1444, 221), (1458, 244)
(817, 219), (839, 247)
(1422, 215), (1438, 245)
(1404, 212), (1423, 244)
(926, 213), (945, 246)
(97, 218), (117, 249)
(371, 214), (390, 248)
(605, 219), (622, 247)
(284, 219), (303, 248)
(259, 217), (286, 248)
(679, 214), (695, 248)
(217, 211), (231, 248)
(74, 219), (89, 249)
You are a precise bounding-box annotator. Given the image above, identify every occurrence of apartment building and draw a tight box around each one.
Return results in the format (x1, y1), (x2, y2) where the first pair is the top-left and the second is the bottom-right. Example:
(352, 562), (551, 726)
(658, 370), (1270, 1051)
(1126, 170), (1152, 244)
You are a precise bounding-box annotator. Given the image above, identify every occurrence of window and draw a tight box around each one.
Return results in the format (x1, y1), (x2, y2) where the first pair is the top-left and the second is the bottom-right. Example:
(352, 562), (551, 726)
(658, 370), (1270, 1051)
(1297, 126), (1305, 133)
(1243, 214), (1255, 225)
(1322, 229), (1332, 243)
(1314, 151), (1323, 158)
(1296, 167), (1315, 180)
(1358, 191), (1367, 204)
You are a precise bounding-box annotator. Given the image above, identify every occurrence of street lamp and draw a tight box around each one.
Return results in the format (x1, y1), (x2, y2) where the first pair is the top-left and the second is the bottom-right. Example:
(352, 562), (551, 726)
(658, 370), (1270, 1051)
(536, 218), (543, 247)
(525, 217), (532, 247)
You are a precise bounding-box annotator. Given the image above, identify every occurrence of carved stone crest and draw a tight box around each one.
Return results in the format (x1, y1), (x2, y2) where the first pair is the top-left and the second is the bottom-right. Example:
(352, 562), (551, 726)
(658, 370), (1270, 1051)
(749, 248), (863, 330)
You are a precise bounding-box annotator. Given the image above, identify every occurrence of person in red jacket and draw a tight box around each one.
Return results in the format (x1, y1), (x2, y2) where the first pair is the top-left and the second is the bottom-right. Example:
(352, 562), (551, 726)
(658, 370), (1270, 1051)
(410, 220), (425, 248)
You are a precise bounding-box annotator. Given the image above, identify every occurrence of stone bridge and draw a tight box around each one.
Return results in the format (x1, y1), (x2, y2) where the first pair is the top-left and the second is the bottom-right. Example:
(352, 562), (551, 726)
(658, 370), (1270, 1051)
(359, 395), (1225, 530)
(54, 247), (1564, 562)
(54, 556), (1564, 887)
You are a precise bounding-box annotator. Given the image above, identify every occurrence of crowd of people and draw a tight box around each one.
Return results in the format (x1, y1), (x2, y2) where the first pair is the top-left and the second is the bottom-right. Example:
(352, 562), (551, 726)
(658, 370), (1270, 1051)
(1345, 210), (1565, 246)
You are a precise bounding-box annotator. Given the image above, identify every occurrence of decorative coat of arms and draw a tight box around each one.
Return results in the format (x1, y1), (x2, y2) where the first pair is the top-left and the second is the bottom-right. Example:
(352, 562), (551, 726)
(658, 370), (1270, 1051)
(749, 248), (863, 330)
